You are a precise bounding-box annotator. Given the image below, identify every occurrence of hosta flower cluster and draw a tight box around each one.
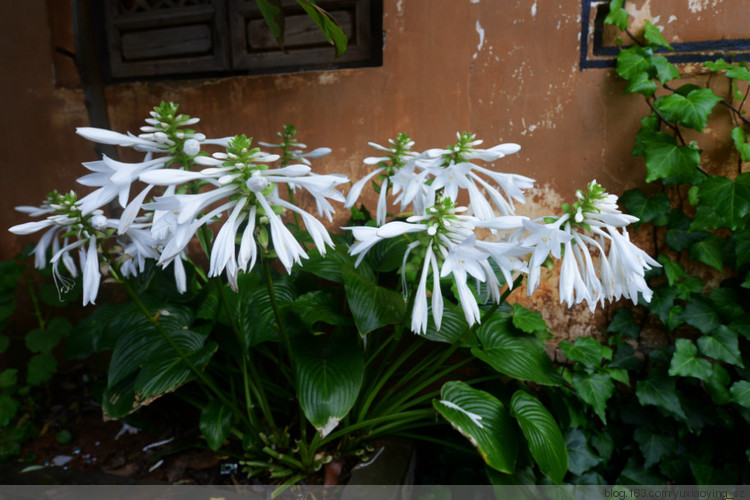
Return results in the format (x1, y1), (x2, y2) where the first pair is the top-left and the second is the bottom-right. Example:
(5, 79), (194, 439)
(9, 104), (657, 334)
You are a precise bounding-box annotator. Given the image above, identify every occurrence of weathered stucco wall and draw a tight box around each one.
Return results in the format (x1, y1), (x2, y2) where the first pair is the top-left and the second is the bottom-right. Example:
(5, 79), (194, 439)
(1, 0), (745, 340)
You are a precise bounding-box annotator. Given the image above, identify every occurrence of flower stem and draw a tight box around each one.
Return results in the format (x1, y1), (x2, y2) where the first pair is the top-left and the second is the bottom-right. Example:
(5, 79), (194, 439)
(262, 255), (294, 371)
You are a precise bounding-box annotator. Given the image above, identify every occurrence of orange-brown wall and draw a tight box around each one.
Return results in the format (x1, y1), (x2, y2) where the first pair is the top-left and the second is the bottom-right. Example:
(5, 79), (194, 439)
(1, 0), (745, 340)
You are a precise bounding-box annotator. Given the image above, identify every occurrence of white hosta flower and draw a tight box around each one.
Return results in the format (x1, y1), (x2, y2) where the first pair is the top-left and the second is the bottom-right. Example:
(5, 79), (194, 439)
(345, 198), (531, 334)
(521, 215), (574, 295)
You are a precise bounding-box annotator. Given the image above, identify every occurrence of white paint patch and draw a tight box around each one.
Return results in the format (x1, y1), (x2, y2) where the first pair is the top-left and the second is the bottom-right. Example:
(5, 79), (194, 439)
(531, 1), (537, 16)
(471, 0), (480, 3)
(473, 20), (485, 60)
(396, 0), (403, 12)
(318, 73), (338, 85)
(668, 15), (678, 23)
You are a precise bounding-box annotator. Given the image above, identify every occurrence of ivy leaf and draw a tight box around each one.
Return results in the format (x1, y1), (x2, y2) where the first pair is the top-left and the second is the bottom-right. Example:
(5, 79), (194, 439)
(635, 369), (687, 419)
(619, 189), (671, 228)
(626, 74), (658, 97)
(731, 127), (750, 162)
(735, 232), (750, 269)
(634, 427), (676, 468)
(604, 0), (628, 30)
(644, 21), (673, 50)
(730, 380), (750, 409)
(510, 390), (568, 483)
(644, 284), (678, 326)
(705, 364), (732, 405)
(511, 303), (548, 334)
(0, 368), (18, 389)
(607, 308), (641, 339)
(695, 174), (750, 230)
(680, 296), (720, 334)
(570, 372), (615, 423)
(559, 337), (612, 368)
(668, 339), (713, 381)
(657, 255), (685, 286)
(654, 88), (723, 132)
(698, 327), (743, 367)
(616, 47), (654, 82)
(642, 133), (703, 184)
(565, 428), (601, 476)
(434, 381), (519, 474)
(26, 352), (57, 386)
(688, 234), (724, 271)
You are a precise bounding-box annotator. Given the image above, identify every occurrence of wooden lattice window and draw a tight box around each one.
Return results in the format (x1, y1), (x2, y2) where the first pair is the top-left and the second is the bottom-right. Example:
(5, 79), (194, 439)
(102, 0), (382, 81)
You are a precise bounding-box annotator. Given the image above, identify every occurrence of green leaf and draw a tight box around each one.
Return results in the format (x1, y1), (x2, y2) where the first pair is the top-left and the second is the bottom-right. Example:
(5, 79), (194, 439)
(731, 126), (750, 161)
(654, 88), (722, 132)
(133, 330), (217, 402)
(606, 307), (641, 339)
(511, 303), (548, 333)
(292, 332), (364, 437)
(255, 0), (285, 48)
(434, 381), (518, 474)
(0, 368), (18, 389)
(668, 339), (712, 381)
(423, 302), (477, 346)
(25, 327), (62, 354)
(609, 343), (643, 371)
(619, 190), (671, 228)
(635, 370), (686, 419)
(291, 291), (351, 330)
(510, 390), (568, 483)
(736, 232), (750, 269)
(343, 267), (405, 335)
(633, 427), (676, 468)
(632, 114), (660, 157)
(199, 399), (233, 451)
(472, 315), (561, 386)
(237, 274), (295, 347)
(26, 352), (57, 386)
(0, 394), (20, 427)
(570, 372), (615, 423)
(710, 288), (745, 322)
(680, 295), (720, 333)
(101, 375), (137, 420)
(108, 326), (161, 387)
(565, 428), (601, 476)
(705, 363), (732, 405)
(698, 327), (743, 367)
(616, 47), (653, 82)
(559, 337), (612, 368)
(0, 335), (9, 354)
(302, 246), (355, 283)
(657, 255), (685, 287)
(651, 56), (679, 84)
(626, 74), (658, 97)
(695, 174), (750, 230)
(730, 380), (750, 409)
(604, 0), (628, 30)
(643, 133), (703, 184)
(295, 0), (348, 57)
(643, 21), (673, 50)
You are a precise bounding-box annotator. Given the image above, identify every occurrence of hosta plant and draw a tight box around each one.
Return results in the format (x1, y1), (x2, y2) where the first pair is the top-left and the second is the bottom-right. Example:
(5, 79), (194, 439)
(9, 102), (658, 489)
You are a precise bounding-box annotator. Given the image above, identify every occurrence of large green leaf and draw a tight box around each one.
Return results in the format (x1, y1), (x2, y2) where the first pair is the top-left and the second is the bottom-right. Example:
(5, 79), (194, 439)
(292, 333), (364, 437)
(237, 274), (295, 347)
(343, 267), (405, 335)
(570, 372), (614, 423)
(423, 302), (478, 346)
(434, 381), (518, 474)
(108, 326), (162, 387)
(291, 291), (351, 330)
(654, 88), (722, 132)
(616, 47), (653, 81)
(635, 369), (686, 419)
(668, 339), (712, 382)
(510, 390), (568, 483)
(471, 315), (560, 386)
(199, 399), (233, 451)
(731, 126), (750, 162)
(133, 330), (217, 403)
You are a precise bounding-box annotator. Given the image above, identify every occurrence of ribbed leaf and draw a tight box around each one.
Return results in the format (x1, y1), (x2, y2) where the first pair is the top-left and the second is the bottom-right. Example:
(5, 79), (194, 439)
(237, 274), (295, 347)
(422, 302), (477, 346)
(199, 399), (233, 451)
(134, 331), (217, 402)
(434, 381), (518, 474)
(292, 333), (364, 437)
(471, 315), (560, 386)
(343, 267), (405, 335)
(510, 390), (568, 483)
